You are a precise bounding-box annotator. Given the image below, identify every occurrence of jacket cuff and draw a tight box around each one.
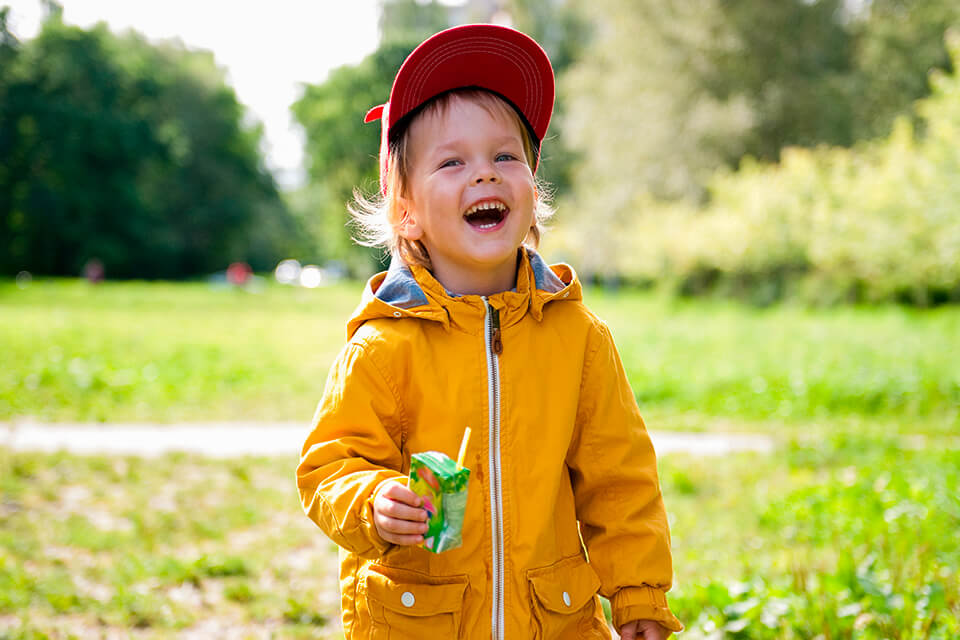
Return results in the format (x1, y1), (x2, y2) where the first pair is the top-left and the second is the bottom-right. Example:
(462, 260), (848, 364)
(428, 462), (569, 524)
(611, 586), (683, 633)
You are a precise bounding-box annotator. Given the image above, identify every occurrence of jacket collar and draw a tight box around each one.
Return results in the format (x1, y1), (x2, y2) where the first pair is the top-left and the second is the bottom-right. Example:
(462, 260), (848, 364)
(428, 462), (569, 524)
(346, 248), (581, 339)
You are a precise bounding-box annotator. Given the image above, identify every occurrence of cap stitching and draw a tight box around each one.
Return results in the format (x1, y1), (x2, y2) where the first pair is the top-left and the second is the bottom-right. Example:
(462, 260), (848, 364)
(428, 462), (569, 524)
(402, 39), (539, 118)
(410, 46), (540, 127)
(397, 37), (546, 133)
(402, 35), (537, 106)
(404, 38), (542, 125)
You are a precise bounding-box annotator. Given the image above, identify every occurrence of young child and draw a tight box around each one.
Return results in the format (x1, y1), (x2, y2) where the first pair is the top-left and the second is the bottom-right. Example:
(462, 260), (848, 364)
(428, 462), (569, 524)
(297, 24), (683, 640)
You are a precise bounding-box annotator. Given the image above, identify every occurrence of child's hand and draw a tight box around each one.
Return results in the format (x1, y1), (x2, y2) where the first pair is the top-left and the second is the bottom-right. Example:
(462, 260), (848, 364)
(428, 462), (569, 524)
(372, 480), (429, 545)
(620, 619), (672, 640)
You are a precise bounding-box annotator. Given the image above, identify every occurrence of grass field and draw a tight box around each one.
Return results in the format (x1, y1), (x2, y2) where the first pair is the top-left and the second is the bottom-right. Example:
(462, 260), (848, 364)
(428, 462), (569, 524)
(2, 436), (957, 638)
(2, 278), (958, 638)
(2, 278), (957, 432)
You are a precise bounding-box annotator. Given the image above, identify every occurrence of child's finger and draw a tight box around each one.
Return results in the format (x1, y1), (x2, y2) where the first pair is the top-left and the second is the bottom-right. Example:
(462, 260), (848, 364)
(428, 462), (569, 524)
(378, 514), (428, 535)
(374, 512), (427, 546)
(377, 497), (428, 522)
(380, 531), (425, 546)
(378, 481), (423, 506)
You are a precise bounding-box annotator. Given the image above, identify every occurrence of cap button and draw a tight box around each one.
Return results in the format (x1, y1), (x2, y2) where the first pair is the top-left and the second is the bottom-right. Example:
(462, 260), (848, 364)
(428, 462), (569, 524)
(562, 591), (571, 607)
(401, 591), (415, 608)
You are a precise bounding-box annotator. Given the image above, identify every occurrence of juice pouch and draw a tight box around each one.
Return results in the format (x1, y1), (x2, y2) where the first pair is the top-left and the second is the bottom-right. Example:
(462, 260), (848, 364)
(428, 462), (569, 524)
(408, 451), (470, 553)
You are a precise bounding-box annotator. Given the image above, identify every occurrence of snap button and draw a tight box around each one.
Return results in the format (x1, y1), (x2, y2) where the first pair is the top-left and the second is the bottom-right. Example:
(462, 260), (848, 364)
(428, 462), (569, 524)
(393, 311), (402, 317)
(401, 591), (415, 607)
(562, 291), (569, 298)
(562, 591), (571, 607)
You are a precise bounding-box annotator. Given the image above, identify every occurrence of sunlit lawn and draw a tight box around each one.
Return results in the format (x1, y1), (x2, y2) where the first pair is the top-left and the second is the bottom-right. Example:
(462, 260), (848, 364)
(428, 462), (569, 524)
(2, 278), (957, 433)
(0, 449), (340, 639)
(2, 435), (957, 638)
(1, 278), (958, 638)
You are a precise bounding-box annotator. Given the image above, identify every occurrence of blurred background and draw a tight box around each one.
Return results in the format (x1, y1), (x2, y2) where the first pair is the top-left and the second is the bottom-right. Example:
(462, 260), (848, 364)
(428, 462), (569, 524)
(1, 1), (958, 638)
(3, 0), (959, 303)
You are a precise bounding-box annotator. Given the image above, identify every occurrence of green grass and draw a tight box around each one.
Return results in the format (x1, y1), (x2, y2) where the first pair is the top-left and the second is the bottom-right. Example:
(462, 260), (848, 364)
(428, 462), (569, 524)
(663, 434), (960, 638)
(1, 278), (958, 638)
(591, 288), (959, 431)
(0, 278), (355, 423)
(0, 448), (339, 638)
(2, 278), (958, 432)
(1, 435), (956, 638)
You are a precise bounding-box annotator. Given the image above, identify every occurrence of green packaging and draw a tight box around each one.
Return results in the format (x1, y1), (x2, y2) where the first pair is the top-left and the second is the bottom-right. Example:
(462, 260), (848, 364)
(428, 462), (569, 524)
(408, 451), (470, 553)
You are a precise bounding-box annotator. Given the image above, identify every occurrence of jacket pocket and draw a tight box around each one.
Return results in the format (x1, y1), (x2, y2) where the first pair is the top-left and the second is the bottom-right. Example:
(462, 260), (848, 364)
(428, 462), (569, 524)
(527, 554), (609, 640)
(362, 564), (469, 640)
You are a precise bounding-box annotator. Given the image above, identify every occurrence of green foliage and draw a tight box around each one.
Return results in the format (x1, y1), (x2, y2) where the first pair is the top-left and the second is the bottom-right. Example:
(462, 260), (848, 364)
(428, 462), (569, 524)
(849, 0), (960, 141)
(503, 0), (592, 196)
(291, 42), (415, 274)
(556, 0), (960, 281)
(665, 436), (960, 638)
(0, 15), (297, 278)
(558, 0), (758, 274)
(379, 0), (450, 47)
(609, 32), (960, 306)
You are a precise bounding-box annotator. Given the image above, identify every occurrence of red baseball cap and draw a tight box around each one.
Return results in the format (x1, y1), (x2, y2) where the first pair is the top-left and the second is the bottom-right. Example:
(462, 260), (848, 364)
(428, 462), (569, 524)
(364, 23), (556, 193)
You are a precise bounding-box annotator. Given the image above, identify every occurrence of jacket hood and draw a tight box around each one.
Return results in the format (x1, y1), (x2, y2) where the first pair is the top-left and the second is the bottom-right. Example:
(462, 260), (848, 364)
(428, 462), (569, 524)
(346, 248), (581, 339)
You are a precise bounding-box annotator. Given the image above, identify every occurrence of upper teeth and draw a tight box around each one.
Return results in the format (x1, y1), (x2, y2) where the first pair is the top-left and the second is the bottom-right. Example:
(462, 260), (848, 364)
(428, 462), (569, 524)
(465, 201), (506, 215)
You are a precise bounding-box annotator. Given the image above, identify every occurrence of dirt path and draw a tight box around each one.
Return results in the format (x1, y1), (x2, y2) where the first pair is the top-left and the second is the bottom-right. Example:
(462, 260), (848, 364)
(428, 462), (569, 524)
(2, 419), (774, 457)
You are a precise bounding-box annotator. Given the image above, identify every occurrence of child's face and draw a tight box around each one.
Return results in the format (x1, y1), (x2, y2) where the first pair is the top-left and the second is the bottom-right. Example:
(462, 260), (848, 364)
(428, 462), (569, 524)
(398, 95), (536, 291)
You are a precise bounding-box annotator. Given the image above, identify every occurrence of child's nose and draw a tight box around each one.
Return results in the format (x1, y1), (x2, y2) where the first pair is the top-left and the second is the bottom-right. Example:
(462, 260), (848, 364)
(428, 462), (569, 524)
(473, 166), (500, 184)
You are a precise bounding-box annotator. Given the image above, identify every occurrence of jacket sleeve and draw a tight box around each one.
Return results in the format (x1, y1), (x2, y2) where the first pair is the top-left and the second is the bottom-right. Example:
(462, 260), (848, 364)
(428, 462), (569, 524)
(296, 339), (407, 558)
(567, 320), (683, 633)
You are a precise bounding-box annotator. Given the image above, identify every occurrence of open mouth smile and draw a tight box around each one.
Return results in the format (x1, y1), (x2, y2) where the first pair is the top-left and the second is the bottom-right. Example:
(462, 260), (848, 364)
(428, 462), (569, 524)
(463, 200), (509, 231)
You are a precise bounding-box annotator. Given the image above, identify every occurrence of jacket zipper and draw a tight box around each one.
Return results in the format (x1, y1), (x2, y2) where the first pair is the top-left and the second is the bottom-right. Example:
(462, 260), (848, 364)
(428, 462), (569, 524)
(482, 298), (505, 640)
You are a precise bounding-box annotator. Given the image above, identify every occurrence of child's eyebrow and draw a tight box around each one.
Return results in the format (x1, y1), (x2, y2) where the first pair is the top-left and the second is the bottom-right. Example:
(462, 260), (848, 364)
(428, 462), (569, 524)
(431, 135), (524, 154)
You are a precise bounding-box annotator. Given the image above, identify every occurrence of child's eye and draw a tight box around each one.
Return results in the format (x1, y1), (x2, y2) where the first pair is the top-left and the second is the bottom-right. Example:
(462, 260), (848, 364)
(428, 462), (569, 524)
(495, 153), (518, 162)
(439, 158), (462, 168)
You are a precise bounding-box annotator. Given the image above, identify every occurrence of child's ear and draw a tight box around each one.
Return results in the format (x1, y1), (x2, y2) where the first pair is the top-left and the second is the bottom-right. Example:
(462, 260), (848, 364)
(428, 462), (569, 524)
(396, 205), (424, 241)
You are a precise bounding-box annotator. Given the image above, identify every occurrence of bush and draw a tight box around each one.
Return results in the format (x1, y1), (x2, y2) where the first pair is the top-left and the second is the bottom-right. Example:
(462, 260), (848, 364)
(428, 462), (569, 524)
(573, 31), (960, 306)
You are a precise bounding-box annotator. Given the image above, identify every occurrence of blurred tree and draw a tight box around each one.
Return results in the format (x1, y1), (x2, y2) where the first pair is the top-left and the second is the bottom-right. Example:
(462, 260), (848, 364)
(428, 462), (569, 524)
(849, 0), (960, 140)
(506, 0), (589, 75)
(39, 0), (62, 20)
(289, 0), (458, 274)
(379, 0), (450, 46)
(0, 14), (296, 278)
(711, 0), (856, 158)
(559, 0), (755, 275)
(0, 18), (160, 276)
(505, 0), (592, 203)
(0, 5), (17, 49)
(291, 42), (415, 273)
(557, 0), (960, 278)
(115, 30), (298, 276)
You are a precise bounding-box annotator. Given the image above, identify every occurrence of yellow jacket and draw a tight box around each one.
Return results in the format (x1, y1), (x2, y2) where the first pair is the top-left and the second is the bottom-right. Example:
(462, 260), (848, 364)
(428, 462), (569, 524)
(297, 249), (682, 639)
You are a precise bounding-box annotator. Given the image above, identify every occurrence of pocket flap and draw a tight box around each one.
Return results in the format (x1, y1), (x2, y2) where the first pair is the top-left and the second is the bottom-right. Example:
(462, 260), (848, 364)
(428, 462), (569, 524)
(364, 565), (468, 617)
(528, 555), (602, 613)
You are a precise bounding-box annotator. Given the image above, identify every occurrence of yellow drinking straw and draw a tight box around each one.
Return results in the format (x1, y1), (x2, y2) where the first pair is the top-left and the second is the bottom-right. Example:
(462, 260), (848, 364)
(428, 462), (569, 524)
(456, 427), (472, 469)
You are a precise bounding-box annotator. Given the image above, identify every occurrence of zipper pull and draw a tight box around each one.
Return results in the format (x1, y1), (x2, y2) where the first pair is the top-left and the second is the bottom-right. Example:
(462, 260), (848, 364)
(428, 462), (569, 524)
(491, 307), (503, 355)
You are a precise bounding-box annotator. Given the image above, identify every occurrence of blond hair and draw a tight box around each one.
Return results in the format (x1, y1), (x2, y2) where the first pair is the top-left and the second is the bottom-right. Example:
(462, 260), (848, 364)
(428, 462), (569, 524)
(349, 88), (554, 269)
